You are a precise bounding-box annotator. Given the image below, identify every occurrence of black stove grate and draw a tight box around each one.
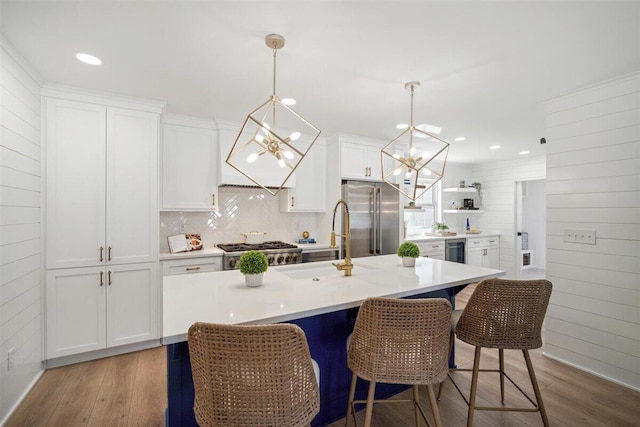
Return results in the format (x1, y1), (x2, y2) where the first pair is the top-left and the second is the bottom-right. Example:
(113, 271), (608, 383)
(216, 241), (298, 252)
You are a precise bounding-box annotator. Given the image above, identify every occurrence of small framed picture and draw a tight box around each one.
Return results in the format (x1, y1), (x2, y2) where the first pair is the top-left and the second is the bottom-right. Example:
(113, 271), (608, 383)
(464, 198), (474, 208)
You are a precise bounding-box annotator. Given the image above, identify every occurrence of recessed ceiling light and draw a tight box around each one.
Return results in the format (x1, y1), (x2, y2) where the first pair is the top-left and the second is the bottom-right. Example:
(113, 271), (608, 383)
(281, 98), (296, 106)
(396, 123), (408, 129)
(519, 150), (530, 155)
(75, 53), (102, 65)
(489, 145), (501, 150)
(454, 137), (466, 142)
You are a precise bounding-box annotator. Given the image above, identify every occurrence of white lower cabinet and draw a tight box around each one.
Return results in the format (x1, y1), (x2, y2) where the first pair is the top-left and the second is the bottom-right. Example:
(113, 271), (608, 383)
(414, 240), (445, 260)
(466, 237), (499, 269)
(46, 263), (158, 359)
(161, 257), (222, 276)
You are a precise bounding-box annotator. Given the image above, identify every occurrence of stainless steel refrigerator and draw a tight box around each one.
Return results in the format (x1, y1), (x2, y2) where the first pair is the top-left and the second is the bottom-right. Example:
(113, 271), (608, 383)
(342, 181), (400, 258)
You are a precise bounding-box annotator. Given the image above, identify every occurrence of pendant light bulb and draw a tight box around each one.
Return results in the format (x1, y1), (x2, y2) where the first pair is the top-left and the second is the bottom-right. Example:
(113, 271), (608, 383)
(284, 150), (294, 160)
(410, 146), (417, 156)
(247, 153), (259, 163)
(255, 134), (265, 143)
(278, 158), (286, 168)
(405, 170), (413, 178)
(393, 168), (402, 176)
(289, 131), (300, 141)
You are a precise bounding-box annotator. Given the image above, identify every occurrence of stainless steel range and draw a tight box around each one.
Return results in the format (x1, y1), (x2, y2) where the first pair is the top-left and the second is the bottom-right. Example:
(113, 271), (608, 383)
(216, 241), (302, 270)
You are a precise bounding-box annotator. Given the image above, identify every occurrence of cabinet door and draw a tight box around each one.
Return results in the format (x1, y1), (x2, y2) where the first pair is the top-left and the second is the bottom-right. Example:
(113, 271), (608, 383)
(162, 124), (218, 210)
(46, 99), (106, 269)
(106, 263), (159, 347)
(280, 143), (326, 212)
(341, 142), (368, 179)
(106, 108), (159, 265)
(484, 245), (500, 269)
(366, 145), (383, 180)
(46, 267), (106, 358)
(466, 247), (484, 267)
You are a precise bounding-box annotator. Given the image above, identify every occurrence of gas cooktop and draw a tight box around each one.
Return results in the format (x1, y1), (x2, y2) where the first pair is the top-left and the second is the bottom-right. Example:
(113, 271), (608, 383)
(216, 241), (299, 253)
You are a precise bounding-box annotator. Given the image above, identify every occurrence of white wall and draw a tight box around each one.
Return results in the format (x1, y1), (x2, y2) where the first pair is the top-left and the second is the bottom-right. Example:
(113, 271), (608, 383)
(0, 36), (44, 423)
(469, 156), (546, 278)
(544, 73), (640, 390)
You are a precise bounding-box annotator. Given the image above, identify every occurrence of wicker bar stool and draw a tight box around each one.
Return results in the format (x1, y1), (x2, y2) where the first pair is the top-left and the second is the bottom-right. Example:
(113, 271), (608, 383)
(187, 322), (320, 427)
(346, 297), (451, 427)
(443, 278), (552, 427)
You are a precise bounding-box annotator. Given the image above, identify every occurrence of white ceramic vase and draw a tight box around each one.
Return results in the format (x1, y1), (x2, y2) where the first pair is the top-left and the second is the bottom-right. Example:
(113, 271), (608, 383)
(244, 272), (264, 287)
(402, 257), (416, 267)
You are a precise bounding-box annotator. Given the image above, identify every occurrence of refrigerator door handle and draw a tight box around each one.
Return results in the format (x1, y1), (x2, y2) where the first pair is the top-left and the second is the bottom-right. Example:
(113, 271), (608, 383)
(369, 188), (375, 254)
(376, 187), (382, 254)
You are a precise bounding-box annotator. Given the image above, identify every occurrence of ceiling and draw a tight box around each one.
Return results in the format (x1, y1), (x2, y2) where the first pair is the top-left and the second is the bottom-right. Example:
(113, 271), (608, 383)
(1, 1), (638, 164)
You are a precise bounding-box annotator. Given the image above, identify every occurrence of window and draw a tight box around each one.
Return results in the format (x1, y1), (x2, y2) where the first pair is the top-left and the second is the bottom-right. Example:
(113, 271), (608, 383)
(403, 181), (439, 235)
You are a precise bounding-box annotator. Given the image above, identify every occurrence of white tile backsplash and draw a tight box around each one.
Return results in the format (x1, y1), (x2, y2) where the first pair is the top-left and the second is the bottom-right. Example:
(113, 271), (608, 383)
(160, 187), (318, 251)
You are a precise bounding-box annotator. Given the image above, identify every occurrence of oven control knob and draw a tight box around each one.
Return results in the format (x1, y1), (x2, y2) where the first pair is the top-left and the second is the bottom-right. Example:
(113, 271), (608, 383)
(292, 254), (299, 263)
(268, 256), (275, 265)
(285, 255), (291, 263)
(229, 259), (237, 268)
(277, 255), (284, 264)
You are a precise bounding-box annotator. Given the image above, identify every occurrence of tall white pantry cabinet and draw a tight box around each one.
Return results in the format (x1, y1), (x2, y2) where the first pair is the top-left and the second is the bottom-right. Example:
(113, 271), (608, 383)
(44, 91), (162, 360)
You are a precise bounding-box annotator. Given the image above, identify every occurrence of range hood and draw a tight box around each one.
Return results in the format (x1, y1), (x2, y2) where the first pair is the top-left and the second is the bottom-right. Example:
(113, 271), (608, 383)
(217, 121), (296, 189)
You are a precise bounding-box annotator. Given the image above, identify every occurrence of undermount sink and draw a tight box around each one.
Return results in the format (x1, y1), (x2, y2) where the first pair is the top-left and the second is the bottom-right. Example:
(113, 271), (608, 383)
(277, 262), (378, 280)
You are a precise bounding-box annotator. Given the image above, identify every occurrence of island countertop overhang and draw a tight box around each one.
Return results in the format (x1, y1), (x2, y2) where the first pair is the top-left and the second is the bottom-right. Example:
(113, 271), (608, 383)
(162, 254), (505, 344)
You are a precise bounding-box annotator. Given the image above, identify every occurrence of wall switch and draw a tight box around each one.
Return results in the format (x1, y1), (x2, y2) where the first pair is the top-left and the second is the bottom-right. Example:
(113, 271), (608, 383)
(7, 347), (15, 371)
(179, 223), (186, 234)
(564, 228), (596, 245)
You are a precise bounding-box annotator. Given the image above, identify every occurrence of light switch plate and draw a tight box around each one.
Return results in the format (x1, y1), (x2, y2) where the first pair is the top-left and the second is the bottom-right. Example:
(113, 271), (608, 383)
(564, 228), (596, 245)
(7, 347), (15, 371)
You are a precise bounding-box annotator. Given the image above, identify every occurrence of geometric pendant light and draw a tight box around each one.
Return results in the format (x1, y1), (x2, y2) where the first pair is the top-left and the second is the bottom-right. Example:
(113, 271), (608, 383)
(226, 34), (322, 196)
(381, 81), (449, 201)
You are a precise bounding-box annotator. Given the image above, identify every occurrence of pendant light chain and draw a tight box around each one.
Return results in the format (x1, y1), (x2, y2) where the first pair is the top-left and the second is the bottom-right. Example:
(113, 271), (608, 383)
(271, 43), (278, 126)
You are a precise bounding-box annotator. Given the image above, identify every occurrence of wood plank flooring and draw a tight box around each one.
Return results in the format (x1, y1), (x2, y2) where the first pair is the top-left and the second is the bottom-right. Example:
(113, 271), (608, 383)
(7, 284), (640, 426)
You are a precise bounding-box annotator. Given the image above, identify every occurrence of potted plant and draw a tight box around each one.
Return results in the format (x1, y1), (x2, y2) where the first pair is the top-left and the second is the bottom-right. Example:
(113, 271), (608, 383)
(238, 250), (269, 287)
(434, 222), (449, 233)
(397, 242), (420, 267)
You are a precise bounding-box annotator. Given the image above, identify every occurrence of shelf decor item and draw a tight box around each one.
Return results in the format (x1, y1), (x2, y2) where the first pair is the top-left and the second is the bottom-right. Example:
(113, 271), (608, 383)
(238, 250), (269, 287)
(397, 242), (420, 267)
(471, 182), (483, 207)
(381, 81), (450, 201)
(226, 34), (321, 196)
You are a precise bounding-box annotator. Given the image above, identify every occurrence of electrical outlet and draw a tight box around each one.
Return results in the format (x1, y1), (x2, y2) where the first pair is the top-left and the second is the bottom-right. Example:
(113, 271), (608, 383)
(563, 228), (596, 245)
(7, 347), (15, 371)
(179, 223), (186, 234)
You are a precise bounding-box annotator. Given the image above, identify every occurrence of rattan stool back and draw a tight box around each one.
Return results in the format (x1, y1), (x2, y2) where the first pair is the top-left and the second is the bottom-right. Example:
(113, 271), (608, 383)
(188, 322), (320, 427)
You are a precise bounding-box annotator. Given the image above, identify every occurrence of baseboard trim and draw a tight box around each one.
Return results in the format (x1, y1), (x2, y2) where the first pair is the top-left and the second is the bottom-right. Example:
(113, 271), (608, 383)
(44, 339), (161, 368)
(1, 368), (45, 426)
(543, 351), (640, 393)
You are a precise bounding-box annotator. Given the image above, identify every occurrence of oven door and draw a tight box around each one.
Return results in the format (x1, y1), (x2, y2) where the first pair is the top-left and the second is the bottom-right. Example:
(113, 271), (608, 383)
(445, 239), (466, 264)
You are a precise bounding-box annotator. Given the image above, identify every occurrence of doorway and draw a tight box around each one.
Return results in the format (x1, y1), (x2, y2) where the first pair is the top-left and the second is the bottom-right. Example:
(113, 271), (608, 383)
(515, 179), (546, 279)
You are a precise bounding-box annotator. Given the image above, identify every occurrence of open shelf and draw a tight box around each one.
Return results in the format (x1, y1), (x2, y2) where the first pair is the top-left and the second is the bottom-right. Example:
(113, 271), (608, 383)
(443, 187), (478, 193)
(443, 209), (484, 214)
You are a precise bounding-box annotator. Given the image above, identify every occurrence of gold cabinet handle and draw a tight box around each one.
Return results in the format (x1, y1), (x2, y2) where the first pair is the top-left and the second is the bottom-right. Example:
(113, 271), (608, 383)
(291, 197), (295, 207)
(99, 271), (104, 287)
(186, 266), (201, 271)
(108, 270), (112, 286)
(212, 193), (216, 206)
(99, 246), (104, 262)
(108, 246), (112, 261)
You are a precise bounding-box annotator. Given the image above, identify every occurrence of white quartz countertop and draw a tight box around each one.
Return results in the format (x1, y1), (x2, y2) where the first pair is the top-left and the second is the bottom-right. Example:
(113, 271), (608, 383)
(162, 254), (505, 344)
(160, 243), (336, 260)
(405, 232), (500, 242)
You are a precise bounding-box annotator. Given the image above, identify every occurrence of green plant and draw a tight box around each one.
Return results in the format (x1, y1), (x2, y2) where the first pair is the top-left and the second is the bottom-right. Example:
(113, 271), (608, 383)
(434, 222), (449, 231)
(397, 242), (420, 258)
(238, 250), (269, 275)
(471, 182), (482, 192)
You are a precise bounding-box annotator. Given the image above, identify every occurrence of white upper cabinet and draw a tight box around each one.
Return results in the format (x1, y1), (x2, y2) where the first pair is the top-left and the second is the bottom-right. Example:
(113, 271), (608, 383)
(161, 116), (218, 210)
(45, 97), (160, 269)
(280, 141), (327, 212)
(341, 141), (384, 181)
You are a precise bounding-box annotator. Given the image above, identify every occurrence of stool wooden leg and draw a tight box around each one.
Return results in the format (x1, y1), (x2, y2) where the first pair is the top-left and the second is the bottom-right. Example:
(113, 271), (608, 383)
(427, 384), (443, 427)
(413, 385), (420, 427)
(363, 380), (376, 427)
(438, 330), (456, 400)
(345, 373), (358, 427)
(467, 346), (482, 427)
(499, 348), (505, 403)
(523, 350), (550, 427)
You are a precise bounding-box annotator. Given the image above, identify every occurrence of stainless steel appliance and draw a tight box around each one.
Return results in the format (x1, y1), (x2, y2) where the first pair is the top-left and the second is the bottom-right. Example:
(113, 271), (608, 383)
(341, 181), (400, 258)
(301, 249), (339, 263)
(216, 241), (302, 270)
(445, 239), (465, 264)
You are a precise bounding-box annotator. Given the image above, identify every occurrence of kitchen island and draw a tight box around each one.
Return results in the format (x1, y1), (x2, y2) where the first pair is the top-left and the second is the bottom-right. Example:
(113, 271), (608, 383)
(163, 254), (504, 426)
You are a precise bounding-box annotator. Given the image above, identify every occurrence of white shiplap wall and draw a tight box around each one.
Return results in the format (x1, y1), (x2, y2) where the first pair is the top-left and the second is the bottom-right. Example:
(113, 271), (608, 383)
(469, 156), (546, 278)
(0, 36), (43, 423)
(544, 73), (640, 391)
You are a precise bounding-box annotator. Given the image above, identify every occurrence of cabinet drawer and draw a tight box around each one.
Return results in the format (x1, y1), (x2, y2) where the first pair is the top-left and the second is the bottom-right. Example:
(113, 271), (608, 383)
(467, 237), (499, 248)
(414, 241), (445, 257)
(162, 257), (221, 276)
